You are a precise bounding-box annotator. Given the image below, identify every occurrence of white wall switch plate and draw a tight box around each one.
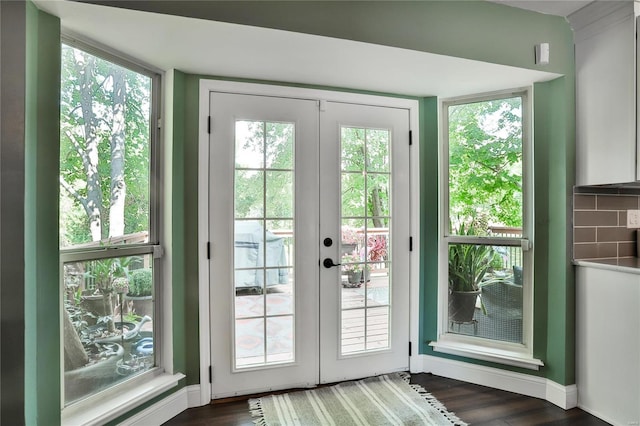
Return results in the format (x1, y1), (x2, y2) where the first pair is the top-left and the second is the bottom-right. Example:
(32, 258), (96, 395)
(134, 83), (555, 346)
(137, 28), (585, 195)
(627, 209), (640, 228)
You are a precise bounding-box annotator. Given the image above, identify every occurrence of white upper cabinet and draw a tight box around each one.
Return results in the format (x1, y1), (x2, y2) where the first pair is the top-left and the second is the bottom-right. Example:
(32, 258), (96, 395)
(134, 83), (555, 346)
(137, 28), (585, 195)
(571, 2), (636, 186)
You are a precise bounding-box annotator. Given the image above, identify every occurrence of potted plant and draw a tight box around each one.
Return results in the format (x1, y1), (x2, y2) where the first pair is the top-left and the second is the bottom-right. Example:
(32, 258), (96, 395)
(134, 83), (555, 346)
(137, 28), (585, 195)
(81, 257), (130, 333)
(342, 252), (366, 287)
(125, 268), (153, 318)
(341, 225), (362, 257)
(448, 223), (494, 323)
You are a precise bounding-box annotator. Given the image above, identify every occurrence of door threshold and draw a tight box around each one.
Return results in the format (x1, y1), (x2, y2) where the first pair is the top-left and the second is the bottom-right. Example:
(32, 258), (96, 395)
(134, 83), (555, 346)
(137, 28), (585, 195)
(212, 385), (321, 405)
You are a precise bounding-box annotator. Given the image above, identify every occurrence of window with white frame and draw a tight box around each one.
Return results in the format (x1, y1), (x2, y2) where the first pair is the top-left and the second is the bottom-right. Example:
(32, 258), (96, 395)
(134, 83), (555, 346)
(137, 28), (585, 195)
(441, 90), (532, 352)
(59, 41), (161, 406)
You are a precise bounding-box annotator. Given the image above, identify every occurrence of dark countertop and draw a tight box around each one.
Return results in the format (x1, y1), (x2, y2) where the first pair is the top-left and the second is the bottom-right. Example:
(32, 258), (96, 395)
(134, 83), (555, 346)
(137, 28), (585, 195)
(574, 258), (640, 275)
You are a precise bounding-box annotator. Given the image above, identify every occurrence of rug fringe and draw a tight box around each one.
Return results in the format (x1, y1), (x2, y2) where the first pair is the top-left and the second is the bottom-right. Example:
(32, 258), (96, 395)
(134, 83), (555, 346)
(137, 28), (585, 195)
(248, 397), (267, 426)
(398, 371), (411, 382)
(404, 373), (469, 426)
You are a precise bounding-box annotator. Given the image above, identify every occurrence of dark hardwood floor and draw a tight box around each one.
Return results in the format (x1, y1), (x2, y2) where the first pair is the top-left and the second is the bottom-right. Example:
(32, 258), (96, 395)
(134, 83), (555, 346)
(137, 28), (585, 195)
(164, 373), (609, 425)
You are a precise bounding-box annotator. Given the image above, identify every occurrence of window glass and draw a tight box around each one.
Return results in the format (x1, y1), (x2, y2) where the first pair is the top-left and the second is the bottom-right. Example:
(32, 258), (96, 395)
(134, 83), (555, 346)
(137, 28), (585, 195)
(448, 242), (523, 343)
(448, 97), (523, 235)
(63, 255), (155, 405)
(60, 43), (158, 406)
(60, 44), (151, 248)
(446, 95), (526, 346)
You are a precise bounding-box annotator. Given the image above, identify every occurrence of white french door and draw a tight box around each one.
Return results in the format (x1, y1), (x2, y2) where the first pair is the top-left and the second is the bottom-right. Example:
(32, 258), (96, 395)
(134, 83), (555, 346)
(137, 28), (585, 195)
(319, 102), (410, 384)
(209, 92), (319, 398)
(208, 88), (411, 398)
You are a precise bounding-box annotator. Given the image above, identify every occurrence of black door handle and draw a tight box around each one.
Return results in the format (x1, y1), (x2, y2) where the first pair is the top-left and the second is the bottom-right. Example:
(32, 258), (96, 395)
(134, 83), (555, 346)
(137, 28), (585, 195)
(323, 258), (341, 268)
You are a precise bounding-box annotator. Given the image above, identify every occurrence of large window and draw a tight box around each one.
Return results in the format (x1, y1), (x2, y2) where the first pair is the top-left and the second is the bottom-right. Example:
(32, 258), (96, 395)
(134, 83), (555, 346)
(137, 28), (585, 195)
(440, 90), (533, 358)
(60, 41), (161, 406)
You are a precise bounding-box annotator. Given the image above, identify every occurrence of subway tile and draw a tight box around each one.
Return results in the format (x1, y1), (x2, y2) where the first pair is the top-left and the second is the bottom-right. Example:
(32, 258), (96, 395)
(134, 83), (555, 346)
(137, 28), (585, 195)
(619, 211), (627, 226)
(573, 242), (618, 259)
(619, 242), (637, 257)
(574, 227), (596, 243)
(597, 227), (637, 243)
(574, 194), (596, 210)
(596, 195), (639, 210)
(574, 210), (619, 227)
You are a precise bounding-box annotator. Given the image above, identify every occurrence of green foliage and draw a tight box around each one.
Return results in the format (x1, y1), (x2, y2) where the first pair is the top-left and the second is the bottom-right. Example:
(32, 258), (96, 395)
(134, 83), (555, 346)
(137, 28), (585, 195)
(341, 127), (390, 227)
(127, 268), (153, 297)
(59, 44), (151, 246)
(448, 223), (494, 292)
(448, 97), (523, 230)
(341, 252), (363, 272)
(234, 121), (294, 219)
(124, 312), (143, 322)
(233, 123), (390, 228)
(84, 256), (131, 294)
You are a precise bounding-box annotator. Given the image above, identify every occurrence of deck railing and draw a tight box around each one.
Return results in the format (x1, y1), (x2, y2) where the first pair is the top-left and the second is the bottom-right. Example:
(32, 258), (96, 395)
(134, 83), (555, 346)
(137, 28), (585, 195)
(488, 226), (523, 270)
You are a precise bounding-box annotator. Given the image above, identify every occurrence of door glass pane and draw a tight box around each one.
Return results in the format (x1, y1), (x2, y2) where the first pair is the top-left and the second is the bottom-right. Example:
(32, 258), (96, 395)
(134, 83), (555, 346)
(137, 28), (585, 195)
(235, 318), (265, 367)
(266, 316), (294, 363)
(448, 242), (523, 344)
(341, 172), (366, 217)
(235, 170), (264, 219)
(367, 129), (390, 172)
(340, 127), (391, 355)
(266, 123), (293, 169)
(235, 121), (264, 169)
(234, 120), (295, 369)
(266, 171), (293, 218)
(341, 127), (365, 172)
(367, 174), (390, 218)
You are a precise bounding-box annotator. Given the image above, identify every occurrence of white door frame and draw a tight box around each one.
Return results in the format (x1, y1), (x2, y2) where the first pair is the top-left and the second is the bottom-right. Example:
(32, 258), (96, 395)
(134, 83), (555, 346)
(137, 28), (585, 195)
(197, 79), (420, 404)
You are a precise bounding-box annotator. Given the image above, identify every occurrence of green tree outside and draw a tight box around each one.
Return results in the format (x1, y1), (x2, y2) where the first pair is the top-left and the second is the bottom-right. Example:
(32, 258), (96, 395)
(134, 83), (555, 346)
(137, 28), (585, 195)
(448, 97), (523, 233)
(60, 45), (151, 247)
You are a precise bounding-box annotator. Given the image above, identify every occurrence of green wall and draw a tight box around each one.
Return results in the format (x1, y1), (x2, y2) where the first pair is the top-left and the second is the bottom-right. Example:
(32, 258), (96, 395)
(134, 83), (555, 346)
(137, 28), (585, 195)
(157, 0), (576, 386)
(1, 1), (26, 424)
(176, 72), (576, 387)
(418, 76), (575, 385)
(534, 77), (576, 385)
(419, 97), (440, 351)
(24, 2), (61, 424)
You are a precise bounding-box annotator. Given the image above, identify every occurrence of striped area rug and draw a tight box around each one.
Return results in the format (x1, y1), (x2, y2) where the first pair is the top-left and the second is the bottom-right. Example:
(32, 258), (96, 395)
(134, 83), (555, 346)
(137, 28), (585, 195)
(249, 373), (467, 426)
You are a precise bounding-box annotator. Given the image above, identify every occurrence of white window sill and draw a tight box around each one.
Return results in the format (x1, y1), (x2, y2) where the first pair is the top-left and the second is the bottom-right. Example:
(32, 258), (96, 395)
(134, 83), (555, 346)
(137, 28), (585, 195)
(62, 372), (185, 426)
(430, 339), (544, 371)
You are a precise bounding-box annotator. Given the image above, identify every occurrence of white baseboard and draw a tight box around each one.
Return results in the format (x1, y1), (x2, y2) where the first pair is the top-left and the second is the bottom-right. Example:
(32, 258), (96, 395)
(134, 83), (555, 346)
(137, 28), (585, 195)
(118, 385), (206, 426)
(419, 354), (577, 409)
(546, 380), (577, 409)
(187, 384), (207, 408)
(118, 387), (188, 426)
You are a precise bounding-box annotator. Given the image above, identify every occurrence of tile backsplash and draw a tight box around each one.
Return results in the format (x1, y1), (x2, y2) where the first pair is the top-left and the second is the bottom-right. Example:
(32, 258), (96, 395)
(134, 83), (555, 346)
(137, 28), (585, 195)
(573, 188), (640, 260)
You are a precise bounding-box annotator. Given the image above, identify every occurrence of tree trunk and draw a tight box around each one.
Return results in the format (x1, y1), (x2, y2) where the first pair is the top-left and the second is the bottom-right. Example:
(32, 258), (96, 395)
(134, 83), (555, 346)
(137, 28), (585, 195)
(63, 308), (88, 371)
(76, 53), (102, 241)
(371, 187), (384, 228)
(109, 68), (126, 237)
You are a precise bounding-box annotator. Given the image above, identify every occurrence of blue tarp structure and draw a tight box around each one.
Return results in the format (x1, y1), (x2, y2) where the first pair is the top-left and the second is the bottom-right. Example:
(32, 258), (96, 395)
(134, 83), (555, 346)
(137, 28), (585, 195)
(234, 221), (289, 288)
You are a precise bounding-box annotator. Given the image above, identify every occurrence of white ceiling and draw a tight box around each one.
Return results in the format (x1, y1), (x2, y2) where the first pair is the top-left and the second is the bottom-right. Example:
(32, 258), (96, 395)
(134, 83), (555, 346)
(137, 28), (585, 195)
(35, 1), (561, 98)
(489, 0), (592, 16)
